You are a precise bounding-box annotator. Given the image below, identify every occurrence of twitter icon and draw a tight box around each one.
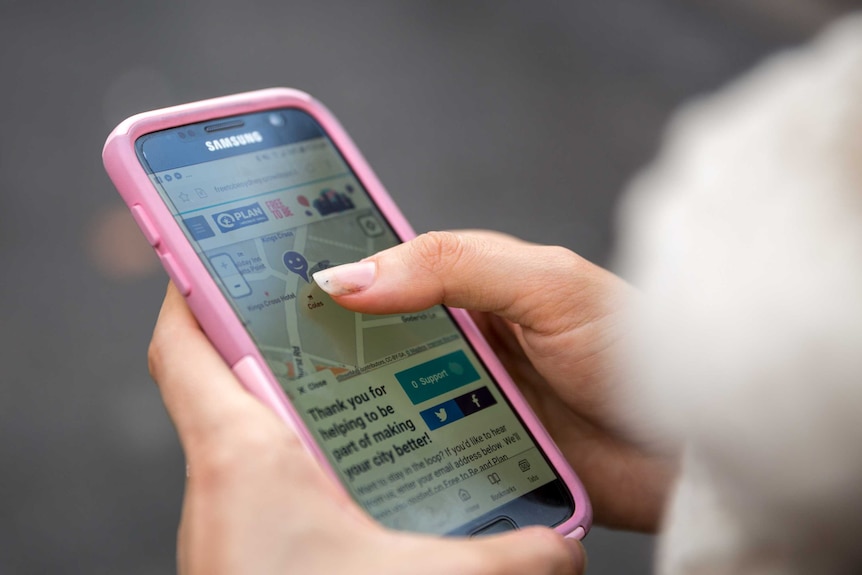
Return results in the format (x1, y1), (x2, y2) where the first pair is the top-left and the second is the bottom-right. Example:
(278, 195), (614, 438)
(420, 400), (465, 430)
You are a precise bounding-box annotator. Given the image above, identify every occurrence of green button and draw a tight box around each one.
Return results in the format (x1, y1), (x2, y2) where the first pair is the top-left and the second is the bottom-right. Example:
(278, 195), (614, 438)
(395, 350), (480, 405)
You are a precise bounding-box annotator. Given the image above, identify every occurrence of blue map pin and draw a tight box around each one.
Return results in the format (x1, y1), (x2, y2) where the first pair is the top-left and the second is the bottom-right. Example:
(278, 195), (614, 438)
(283, 251), (309, 282)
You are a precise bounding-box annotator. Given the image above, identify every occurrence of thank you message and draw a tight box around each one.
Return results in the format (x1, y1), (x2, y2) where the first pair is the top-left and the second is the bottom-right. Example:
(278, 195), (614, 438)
(306, 383), (432, 483)
(290, 346), (552, 531)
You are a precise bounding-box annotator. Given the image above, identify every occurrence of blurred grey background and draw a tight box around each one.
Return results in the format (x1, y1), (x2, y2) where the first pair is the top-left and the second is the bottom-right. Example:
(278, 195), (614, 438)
(0, 1), (857, 573)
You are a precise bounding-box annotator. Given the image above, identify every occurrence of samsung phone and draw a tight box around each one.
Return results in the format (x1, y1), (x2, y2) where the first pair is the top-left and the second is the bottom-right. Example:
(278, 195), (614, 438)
(103, 88), (590, 538)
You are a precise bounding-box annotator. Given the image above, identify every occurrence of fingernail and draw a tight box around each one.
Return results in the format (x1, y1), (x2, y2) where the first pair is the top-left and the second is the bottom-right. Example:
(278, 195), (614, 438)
(313, 261), (377, 296)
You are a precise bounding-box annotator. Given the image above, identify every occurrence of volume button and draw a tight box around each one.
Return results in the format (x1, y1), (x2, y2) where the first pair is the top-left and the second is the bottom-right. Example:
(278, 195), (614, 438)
(233, 356), (296, 430)
(130, 204), (161, 247)
(159, 252), (192, 296)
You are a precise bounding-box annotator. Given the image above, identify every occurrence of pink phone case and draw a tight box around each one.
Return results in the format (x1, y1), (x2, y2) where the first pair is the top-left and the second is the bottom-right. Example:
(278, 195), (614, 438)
(103, 88), (591, 539)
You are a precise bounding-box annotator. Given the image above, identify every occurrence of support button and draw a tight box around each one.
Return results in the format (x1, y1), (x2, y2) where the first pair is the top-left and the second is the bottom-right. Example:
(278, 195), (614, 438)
(394, 350), (480, 405)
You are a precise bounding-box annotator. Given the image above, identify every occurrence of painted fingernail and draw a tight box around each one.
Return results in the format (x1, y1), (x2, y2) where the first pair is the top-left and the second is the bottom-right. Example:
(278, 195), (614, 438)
(313, 261), (377, 296)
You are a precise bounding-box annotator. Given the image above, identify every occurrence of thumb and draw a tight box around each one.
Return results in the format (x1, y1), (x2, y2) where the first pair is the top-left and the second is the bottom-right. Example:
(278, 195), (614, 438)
(312, 230), (605, 330)
(430, 527), (587, 575)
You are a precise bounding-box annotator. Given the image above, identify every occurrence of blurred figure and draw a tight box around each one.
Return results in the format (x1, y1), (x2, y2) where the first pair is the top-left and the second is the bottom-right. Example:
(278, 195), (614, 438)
(617, 14), (862, 574)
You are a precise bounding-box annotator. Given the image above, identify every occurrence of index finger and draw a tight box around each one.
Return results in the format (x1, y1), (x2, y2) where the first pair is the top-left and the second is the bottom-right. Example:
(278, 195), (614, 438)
(149, 283), (283, 452)
(312, 230), (620, 333)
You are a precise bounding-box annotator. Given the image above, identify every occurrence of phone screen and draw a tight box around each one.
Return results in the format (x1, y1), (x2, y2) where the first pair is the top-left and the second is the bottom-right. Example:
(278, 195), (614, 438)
(135, 108), (573, 534)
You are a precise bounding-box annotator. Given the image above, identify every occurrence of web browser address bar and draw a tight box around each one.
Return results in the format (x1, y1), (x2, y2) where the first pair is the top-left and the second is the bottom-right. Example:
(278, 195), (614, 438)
(212, 169), (300, 194)
(161, 141), (347, 214)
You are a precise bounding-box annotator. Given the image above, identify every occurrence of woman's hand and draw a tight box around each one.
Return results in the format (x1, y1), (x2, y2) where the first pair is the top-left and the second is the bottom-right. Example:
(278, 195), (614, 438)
(314, 231), (677, 531)
(149, 283), (585, 575)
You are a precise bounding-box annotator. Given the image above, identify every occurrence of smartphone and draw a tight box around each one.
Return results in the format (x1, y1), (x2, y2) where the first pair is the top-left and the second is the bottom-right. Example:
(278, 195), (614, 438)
(103, 88), (591, 538)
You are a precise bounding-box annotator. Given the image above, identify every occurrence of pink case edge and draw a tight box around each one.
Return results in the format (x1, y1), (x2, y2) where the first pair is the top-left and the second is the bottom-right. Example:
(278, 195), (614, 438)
(102, 87), (592, 538)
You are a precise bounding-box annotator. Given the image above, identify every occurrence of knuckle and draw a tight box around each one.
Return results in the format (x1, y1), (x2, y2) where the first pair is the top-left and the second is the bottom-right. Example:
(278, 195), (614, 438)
(408, 231), (469, 275)
(531, 245), (592, 306)
(540, 245), (584, 271)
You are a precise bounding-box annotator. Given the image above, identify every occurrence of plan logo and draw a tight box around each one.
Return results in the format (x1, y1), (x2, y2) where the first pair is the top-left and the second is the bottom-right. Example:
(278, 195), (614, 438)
(212, 202), (269, 233)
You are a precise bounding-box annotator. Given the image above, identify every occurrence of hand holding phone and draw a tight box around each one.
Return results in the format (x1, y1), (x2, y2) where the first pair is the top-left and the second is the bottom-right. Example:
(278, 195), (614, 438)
(152, 283), (587, 575)
(103, 88), (593, 537)
(319, 230), (679, 532)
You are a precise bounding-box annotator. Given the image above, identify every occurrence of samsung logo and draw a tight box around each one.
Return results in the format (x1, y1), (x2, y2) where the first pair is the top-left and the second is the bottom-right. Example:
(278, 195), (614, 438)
(205, 131), (263, 151)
